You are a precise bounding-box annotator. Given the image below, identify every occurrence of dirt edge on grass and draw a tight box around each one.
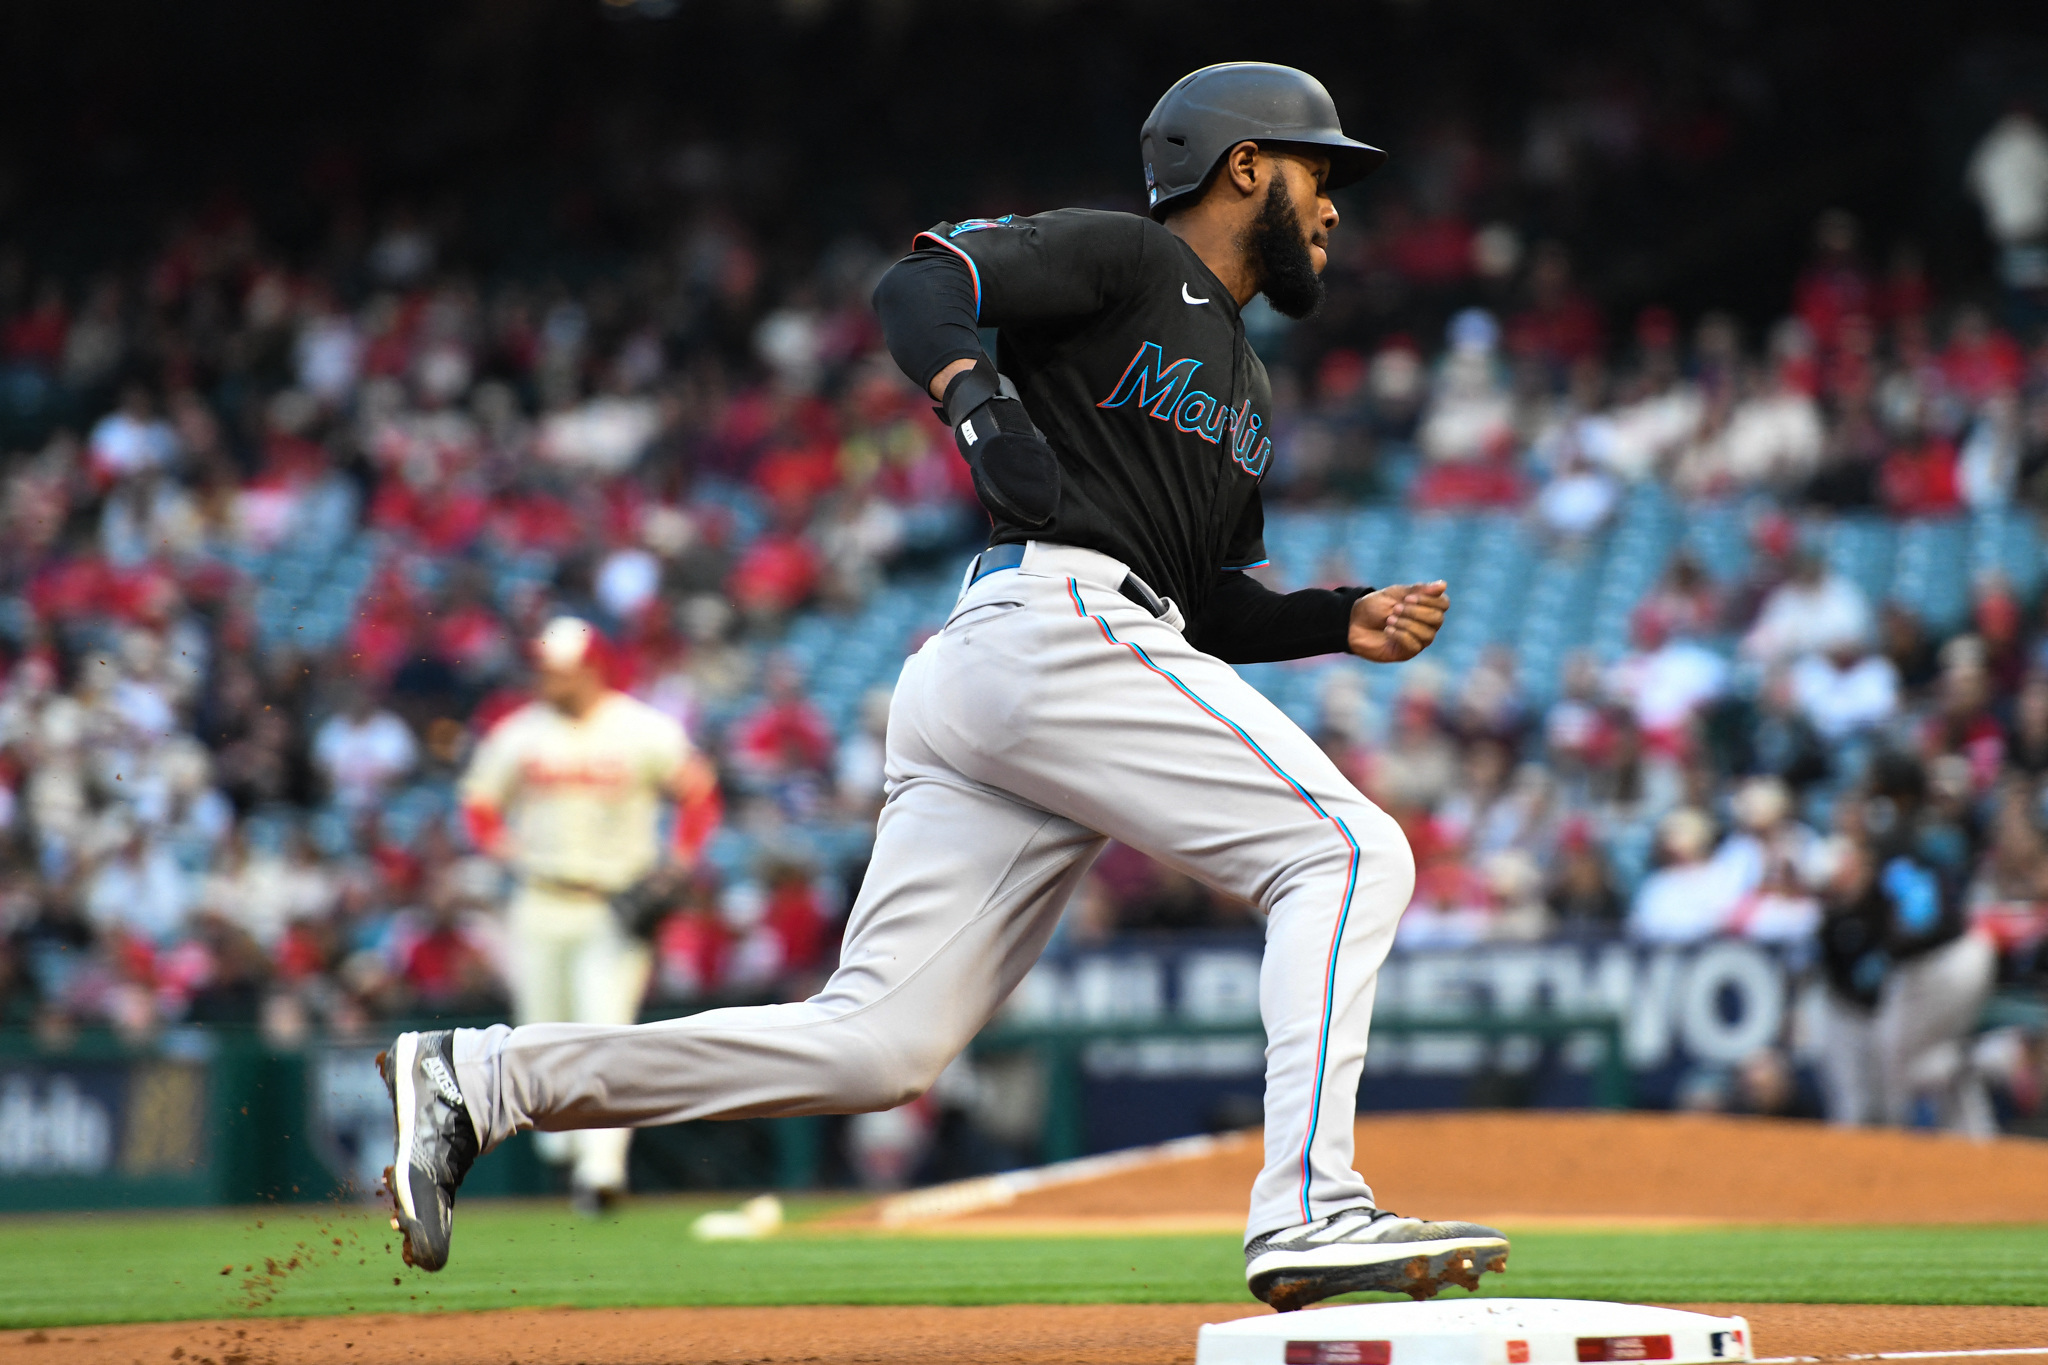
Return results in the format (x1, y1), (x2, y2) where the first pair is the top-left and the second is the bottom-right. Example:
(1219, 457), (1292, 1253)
(841, 1113), (2048, 1229)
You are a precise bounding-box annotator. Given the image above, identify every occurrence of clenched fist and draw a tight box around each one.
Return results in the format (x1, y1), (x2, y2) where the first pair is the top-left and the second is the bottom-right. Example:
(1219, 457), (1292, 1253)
(1347, 580), (1449, 663)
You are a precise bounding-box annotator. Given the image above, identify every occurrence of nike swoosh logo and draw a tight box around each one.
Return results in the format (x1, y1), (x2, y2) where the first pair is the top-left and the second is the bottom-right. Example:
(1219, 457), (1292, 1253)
(1182, 283), (1208, 305)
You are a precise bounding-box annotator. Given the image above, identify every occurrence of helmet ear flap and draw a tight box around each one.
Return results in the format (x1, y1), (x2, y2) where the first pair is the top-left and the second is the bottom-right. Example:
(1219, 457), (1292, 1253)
(1161, 141), (1257, 221)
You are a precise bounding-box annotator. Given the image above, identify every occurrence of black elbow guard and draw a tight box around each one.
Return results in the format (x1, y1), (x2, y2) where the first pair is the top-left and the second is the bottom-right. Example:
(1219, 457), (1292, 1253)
(939, 360), (1061, 529)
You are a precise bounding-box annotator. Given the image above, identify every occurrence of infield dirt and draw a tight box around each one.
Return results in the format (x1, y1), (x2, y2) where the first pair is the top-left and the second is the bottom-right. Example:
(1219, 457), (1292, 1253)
(6, 1303), (2048, 1365)
(849, 1111), (2048, 1231)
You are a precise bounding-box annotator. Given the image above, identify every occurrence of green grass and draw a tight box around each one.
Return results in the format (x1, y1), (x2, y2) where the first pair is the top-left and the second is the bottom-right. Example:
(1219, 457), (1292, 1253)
(2, 1199), (2044, 1329)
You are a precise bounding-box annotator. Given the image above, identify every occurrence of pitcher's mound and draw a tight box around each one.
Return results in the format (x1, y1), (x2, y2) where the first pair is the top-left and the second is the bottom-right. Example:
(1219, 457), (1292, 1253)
(853, 1112), (2048, 1231)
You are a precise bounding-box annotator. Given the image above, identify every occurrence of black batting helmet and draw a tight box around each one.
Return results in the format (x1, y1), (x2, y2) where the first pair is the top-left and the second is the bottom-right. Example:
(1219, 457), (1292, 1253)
(1140, 63), (1387, 222)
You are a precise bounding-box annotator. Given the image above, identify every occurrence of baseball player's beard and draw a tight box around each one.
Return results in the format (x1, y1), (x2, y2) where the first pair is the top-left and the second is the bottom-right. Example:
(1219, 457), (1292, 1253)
(1247, 180), (1326, 320)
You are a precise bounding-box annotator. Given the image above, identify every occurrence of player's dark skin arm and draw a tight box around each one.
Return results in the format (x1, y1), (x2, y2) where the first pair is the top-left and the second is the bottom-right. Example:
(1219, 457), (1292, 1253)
(923, 142), (1452, 666)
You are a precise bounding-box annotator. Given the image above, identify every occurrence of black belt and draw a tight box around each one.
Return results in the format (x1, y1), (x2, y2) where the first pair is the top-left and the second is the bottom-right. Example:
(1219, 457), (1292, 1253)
(968, 543), (1168, 619)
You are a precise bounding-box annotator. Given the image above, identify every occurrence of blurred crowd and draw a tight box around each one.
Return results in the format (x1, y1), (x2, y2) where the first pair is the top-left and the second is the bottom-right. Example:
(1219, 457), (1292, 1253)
(0, 198), (992, 1046)
(1, 103), (2047, 1140)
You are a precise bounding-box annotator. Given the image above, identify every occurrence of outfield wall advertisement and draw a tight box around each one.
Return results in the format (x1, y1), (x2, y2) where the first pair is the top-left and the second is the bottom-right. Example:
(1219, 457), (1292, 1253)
(1002, 935), (1810, 1148)
(0, 1056), (212, 1207)
(1009, 935), (1800, 1069)
(0, 935), (1810, 1206)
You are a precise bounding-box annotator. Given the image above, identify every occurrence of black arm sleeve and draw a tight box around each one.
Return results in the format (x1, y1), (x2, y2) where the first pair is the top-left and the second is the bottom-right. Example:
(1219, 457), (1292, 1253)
(874, 210), (1151, 397)
(872, 251), (986, 396)
(1192, 571), (1372, 665)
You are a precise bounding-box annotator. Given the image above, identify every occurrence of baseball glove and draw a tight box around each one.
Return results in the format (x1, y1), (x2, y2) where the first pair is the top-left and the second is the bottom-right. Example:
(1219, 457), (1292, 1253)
(608, 866), (692, 940)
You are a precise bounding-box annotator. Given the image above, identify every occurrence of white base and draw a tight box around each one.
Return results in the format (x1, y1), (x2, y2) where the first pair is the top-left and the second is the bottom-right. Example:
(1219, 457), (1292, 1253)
(1196, 1298), (1752, 1365)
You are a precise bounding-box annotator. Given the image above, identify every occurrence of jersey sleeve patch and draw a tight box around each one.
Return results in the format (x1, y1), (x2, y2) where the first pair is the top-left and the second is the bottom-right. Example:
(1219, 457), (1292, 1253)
(947, 215), (1016, 237)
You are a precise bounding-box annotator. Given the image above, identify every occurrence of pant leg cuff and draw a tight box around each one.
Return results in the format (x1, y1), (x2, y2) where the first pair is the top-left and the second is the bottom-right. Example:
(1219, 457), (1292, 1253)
(451, 1023), (515, 1152)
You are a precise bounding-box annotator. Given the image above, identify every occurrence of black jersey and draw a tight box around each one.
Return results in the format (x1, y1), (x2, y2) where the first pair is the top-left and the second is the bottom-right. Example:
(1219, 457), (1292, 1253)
(911, 209), (1273, 622)
(873, 207), (1367, 662)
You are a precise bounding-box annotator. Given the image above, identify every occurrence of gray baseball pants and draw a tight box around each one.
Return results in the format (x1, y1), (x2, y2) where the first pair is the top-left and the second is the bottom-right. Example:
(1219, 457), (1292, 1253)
(450, 541), (1415, 1240)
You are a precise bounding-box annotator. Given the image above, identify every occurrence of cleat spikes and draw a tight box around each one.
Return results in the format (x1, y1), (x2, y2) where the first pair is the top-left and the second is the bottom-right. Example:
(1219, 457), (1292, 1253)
(1245, 1212), (1510, 1312)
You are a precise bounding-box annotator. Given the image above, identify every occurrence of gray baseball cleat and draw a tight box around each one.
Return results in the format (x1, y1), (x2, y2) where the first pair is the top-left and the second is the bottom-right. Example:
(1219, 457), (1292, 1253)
(1245, 1207), (1509, 1311)
(379, 1030), (479, 1272)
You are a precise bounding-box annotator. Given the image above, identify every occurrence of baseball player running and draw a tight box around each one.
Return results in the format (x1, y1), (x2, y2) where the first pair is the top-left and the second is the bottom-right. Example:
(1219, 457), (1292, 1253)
(454, 616), (718, 1214)
(384, 63), (1508, 1311)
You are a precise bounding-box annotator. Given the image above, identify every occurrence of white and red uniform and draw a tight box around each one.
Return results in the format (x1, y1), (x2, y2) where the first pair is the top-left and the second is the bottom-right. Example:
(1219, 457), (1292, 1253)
(460, 689), (693, 1193)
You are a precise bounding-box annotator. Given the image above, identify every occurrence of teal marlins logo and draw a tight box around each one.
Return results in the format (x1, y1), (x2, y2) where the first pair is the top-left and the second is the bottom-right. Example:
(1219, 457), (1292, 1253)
(1097, 342), (1271, 476)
